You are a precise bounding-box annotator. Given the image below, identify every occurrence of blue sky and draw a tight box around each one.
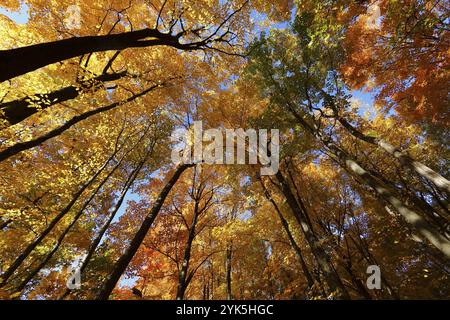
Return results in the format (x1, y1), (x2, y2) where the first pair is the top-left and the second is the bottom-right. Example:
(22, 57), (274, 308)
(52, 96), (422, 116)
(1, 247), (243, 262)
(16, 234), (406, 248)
(0, 4), (29, 24)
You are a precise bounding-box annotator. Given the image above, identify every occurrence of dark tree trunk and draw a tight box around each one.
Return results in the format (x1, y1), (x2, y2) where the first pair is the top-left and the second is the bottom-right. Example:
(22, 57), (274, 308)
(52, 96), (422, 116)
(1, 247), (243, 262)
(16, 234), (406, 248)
(95, 163), (194, 300)
(59, 142), (153, 299)
(14, 151), (144, 294)
(343, 263), (372, 299)
(259, 179), (315, 289)
(176, 199), (201, 300)
(275, 171), (350, 299)
(0, 71), (127, 127)
(0, 28), (203, 82)
(225, 243), (233, 300)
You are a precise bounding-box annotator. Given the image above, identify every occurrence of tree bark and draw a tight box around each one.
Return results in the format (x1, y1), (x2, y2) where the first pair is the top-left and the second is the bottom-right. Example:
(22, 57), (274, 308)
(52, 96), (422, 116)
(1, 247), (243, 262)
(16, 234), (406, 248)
(0, 28), (205, 82)
(176, 198), (200, 300)
(59, 149), (150, 300)
(225, 242), (233, 300)
(259, 179), (315, 289)
(95, 163), (194, 300)
(286, 103), (450, 259)
(16, 154), (147, 293)
(0, 71), (127, 127)
(343, 263), (372, 299)
(275, 171), (350, 299)
(330, 103), (450, 195)
(343, 156), (450, 258)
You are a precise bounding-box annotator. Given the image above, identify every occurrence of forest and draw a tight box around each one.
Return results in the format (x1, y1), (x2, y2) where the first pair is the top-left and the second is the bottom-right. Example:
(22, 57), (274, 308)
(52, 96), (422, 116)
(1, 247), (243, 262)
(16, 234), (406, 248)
(0, 0), (449, 300)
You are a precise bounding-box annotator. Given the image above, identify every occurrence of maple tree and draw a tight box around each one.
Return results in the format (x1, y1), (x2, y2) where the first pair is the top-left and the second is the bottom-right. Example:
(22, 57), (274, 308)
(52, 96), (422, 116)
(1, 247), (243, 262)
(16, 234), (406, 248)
(0, 0), (449, 301)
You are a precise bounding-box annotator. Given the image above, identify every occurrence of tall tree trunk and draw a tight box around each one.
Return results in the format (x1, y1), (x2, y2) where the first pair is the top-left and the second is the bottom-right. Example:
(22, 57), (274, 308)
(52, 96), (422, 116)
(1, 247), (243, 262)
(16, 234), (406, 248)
(259, 179), (315, 289)
(225, 242), (233, 300)
(329, 103), (450, 195)
(210, 257), (215, 299)
(275, 171), (350, 299)
(176, 199), (201, 300)
(287, 104), (450, 258)
(371, 167), (449, 236)
(326, 133), (450, 257)
(285, 163), (316, 233)
(14, 152), (145, 293)
(343, 263), (372, 299)
(0, 82), (165, 162)
(95, 163), (194, 300)
(347, 234), (399, 299)
(60, 182), (132, 298)
(345, 205), (399, 299)
(343, 156), (450, 258)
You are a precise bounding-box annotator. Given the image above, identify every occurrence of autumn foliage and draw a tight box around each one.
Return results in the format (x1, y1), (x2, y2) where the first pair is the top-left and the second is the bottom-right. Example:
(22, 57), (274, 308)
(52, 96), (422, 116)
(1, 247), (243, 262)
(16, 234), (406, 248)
(0, 0), (449, 300)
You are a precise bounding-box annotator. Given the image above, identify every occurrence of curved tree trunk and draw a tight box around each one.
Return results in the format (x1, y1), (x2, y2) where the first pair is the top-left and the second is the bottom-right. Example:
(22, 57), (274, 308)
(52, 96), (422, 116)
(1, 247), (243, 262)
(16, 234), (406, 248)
(332, 106), (450, 195)
(0, 82), (165, 163)
(0, 28), (204, 82)
(259, 179), (315, 289)
(286, 102), (450, 259)
(275, 171), (350, 299)
(0, 71), (127, 127)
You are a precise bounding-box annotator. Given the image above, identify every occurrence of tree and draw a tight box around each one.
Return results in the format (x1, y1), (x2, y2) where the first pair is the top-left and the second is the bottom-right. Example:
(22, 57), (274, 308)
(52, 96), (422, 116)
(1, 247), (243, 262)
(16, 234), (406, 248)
(1, 0), (448, 301)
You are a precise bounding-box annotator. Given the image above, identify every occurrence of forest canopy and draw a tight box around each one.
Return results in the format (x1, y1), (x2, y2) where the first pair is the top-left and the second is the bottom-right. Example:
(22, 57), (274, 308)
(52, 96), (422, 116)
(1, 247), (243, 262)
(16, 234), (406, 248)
(0, 0), (449, 300)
